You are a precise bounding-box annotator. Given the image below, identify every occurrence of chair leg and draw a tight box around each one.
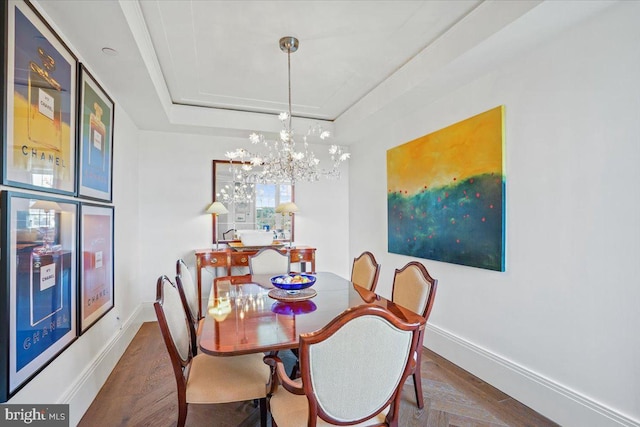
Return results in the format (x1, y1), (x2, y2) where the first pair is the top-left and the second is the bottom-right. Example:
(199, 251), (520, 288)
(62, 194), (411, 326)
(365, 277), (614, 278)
(290, 348), (300, 379)
(290, 361), (300, 379)
(413, 347), (424, 409)
(413, 371), (424, 409)
(177, 401), (188, 427)
(259, 397), (267, 427)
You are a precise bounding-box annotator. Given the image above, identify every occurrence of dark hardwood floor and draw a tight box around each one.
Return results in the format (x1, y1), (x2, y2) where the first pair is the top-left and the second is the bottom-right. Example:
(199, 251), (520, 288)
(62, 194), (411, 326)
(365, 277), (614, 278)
(79, 322), (559, 427)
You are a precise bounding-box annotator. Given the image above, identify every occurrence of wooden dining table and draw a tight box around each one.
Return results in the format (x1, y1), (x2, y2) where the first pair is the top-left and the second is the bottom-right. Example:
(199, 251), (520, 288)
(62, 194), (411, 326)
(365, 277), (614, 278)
(198, 271), (425, 356)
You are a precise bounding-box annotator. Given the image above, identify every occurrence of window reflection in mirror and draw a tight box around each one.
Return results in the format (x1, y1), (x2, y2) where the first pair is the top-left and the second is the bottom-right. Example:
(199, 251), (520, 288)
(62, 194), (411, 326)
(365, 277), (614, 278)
(212, 160), (294, 243)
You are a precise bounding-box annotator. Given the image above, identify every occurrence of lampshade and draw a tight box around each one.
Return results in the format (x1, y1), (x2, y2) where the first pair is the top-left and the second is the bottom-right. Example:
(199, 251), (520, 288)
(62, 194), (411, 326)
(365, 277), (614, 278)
(206, 201), (228, 215)
(277, 202), (298, 215)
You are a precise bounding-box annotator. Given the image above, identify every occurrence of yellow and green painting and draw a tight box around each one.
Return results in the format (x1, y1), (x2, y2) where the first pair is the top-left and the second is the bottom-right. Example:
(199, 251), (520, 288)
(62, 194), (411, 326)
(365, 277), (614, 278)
(387, 106), (505, 271)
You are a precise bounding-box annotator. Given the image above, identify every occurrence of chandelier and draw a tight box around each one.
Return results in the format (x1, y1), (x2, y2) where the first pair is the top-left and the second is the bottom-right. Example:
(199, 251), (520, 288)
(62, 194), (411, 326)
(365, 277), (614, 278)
(225, 36), (350, 185)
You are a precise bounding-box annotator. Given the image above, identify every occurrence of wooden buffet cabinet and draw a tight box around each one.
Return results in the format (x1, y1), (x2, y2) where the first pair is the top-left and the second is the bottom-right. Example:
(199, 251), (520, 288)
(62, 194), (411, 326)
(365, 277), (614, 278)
(194, 245), (316, 317)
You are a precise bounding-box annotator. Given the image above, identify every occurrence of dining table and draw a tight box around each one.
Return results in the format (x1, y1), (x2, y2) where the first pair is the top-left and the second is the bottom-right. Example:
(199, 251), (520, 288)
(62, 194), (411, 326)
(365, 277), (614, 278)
(198, 271), (425, 356)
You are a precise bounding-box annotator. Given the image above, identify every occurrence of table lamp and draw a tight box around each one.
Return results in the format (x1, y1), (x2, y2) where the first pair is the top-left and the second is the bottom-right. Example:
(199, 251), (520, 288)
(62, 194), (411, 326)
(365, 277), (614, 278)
(206, 201), (229, 249)
(276, 202), (298, 246)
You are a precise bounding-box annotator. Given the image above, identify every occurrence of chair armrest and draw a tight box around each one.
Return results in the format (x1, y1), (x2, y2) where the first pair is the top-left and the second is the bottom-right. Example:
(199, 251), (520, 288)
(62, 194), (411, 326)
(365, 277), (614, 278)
(352, 283), (380, 303)
(263, 354), (305, 396)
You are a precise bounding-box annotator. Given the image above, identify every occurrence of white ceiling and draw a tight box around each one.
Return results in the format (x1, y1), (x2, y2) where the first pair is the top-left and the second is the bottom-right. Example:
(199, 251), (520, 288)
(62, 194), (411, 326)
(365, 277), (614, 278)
(137, 0), (480, 120)
(31, 0), (615, 140)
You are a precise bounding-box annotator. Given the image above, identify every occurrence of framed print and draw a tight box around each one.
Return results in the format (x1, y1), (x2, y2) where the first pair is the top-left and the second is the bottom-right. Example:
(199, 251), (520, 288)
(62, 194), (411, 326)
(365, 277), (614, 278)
(79, 203), (114, 333)
(78, 66), (114, 201)
(1, 0), (77, 195)
(0, 191), (78, 402)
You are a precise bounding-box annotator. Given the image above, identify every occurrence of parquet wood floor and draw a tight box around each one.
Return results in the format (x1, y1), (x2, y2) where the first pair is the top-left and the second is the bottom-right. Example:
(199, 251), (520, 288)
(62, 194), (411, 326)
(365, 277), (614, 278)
(79, 322), (559, 427)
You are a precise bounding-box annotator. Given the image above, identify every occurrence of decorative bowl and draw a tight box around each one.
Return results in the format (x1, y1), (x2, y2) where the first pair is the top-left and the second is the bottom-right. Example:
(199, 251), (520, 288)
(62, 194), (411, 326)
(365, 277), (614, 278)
(239, 230), (274, 246)
(271, 273), (316, 292)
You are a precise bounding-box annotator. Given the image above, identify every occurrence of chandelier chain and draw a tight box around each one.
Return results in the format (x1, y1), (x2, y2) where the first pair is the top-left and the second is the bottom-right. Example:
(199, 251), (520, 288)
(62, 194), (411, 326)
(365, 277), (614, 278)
(287, 45), (292, 130)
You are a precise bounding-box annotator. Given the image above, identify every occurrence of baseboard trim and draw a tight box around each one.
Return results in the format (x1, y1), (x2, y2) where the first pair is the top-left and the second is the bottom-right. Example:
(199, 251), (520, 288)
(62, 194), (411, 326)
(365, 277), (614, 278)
(61, 302), (156, 425)
(425, 324), (639, 427)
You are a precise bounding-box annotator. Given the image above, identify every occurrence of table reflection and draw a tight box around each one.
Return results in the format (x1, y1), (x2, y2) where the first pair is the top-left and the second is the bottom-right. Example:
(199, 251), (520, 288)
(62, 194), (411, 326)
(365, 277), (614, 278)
(234, 283), (269, 319)
(271, 301), (317, 315)
(208, 298), (231, 322)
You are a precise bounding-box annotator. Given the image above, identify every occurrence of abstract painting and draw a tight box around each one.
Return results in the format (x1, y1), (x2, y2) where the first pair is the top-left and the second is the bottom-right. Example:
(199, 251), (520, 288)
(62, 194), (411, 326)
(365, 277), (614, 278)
(387, 106), (505, 271)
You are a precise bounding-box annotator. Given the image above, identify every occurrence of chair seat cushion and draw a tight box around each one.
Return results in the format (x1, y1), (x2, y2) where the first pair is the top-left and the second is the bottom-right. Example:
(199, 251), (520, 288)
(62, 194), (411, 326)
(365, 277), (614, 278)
(270, 380), (389, 426)
(186, 352), (269, 404)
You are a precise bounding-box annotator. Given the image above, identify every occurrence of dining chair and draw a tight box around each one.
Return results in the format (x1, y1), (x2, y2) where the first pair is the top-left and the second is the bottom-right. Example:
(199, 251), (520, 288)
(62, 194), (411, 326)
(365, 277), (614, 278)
(174, 275), (200, 355)
(249, 247), (290, 275)
(154, 275), (270, 427)
(350, 251), (381, 292)
(391, 261), (438, 409)
(176, 259), (202, 351)
(264, 304), (422, 427)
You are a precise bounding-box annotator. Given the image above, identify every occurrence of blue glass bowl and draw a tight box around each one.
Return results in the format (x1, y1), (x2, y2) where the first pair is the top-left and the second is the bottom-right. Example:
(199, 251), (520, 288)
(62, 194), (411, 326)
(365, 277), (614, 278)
(270, 273), (316, 291)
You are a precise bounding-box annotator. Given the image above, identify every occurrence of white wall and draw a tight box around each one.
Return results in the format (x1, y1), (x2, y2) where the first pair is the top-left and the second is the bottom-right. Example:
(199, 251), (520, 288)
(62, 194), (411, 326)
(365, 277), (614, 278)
(137, 131), (350, 305)
(342, 2), (639, 426)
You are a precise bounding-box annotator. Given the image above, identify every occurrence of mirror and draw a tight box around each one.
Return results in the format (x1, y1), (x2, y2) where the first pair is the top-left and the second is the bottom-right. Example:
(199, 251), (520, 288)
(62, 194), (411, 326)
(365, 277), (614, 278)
(212, 160), (295, 243)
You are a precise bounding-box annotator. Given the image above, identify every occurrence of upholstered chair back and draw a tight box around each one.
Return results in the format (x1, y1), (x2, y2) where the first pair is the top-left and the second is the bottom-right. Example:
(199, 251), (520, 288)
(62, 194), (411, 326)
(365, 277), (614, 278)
(155, 276), (192, 365)
(350, 251), (381, 292)
(272, 304), (422, 426)
(249, 247), (290, 275)
(306, 316), (411, 421)
(392, 262), (435, 317)
(177, 259), (199, 322)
